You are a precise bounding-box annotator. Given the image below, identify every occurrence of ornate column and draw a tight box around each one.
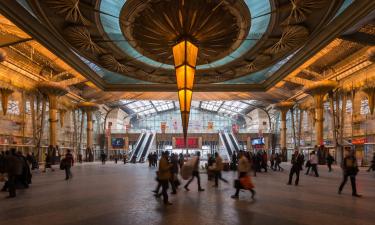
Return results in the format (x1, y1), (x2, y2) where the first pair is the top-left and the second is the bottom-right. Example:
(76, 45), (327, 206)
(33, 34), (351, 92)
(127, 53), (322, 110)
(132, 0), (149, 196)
(37, 82), (68, 147)
(0, 87), (14, 115)
(304, 81), (337, 146)
(77, 102), (99, 160)
(274, 101), (294, 161)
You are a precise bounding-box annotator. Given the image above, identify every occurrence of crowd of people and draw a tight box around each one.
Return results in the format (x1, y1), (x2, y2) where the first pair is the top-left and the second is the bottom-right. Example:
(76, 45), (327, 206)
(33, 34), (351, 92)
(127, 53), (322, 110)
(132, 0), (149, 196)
(0, 149), (32, 198)
(1, 146), (374, 202)
(150, 147), (375, 206)
(0, 148), (75, 198)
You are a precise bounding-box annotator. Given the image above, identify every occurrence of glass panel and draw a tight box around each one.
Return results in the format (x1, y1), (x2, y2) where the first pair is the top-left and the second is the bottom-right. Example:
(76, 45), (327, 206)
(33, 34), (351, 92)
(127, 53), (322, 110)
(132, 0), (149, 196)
(172, 41), (185, 67)
(178, 90), (192, 112)
(186, 41), (198, 67)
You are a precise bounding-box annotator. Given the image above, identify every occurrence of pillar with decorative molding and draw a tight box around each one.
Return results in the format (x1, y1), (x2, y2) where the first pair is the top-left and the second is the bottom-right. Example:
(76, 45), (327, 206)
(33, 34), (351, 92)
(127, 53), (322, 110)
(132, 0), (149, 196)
(77, 102), (99, 161)
(37, 82), (68, 147)
(304, 81), (337, 146)
(274, 101), (294, 161)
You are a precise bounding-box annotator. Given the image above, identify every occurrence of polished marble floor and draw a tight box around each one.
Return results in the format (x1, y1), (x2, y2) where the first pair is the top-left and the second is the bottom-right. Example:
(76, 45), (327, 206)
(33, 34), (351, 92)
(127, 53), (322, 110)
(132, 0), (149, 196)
(1, 162), (375, 225)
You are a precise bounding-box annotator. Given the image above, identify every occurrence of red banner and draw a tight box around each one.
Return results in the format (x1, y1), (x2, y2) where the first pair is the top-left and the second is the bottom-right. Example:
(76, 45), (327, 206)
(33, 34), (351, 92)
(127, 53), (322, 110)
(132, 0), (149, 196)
(175, 137), (198, 148)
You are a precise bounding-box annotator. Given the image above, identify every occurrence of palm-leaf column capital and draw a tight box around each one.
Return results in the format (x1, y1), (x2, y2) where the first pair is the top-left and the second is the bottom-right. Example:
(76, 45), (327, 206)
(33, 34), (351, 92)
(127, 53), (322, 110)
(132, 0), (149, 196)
(172, 40), (198, 143)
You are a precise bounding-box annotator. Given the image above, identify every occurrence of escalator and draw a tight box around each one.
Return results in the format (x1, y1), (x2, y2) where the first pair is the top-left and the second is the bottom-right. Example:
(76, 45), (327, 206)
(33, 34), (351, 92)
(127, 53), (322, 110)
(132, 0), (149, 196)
(138, 133), (154, 163)
(219, 131), (232, 158)
(129, 132), (146, 163)
(228, 132), (240, 152)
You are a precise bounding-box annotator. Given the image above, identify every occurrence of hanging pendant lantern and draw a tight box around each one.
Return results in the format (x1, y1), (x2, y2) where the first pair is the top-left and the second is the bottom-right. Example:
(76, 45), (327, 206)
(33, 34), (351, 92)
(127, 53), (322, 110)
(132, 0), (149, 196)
(172, 40), (198, 142)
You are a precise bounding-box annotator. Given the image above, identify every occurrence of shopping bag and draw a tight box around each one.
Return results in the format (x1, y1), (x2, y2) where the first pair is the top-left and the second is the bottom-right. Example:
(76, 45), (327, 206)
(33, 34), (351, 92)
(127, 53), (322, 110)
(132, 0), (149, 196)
(181, 164), (193, 180)
(240, 176), (254, 190)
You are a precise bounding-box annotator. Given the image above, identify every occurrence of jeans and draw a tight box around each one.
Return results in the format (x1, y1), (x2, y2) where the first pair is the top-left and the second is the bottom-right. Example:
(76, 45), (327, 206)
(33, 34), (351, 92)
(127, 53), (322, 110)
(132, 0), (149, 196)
(214, 171), (227, 186)
(65, 166), (72, 180)
(160, 180), (169, 204)
(288, 166), (300, 185)
(339, 174), (357, 195)
(7, 174), (16, 197)
(185, 171), (202, 189)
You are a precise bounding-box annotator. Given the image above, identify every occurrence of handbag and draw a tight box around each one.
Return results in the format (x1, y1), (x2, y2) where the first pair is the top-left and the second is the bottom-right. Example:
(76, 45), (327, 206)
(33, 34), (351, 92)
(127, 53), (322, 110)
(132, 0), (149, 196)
(240, 176), (254, 190)
(59, 159), (66, 170)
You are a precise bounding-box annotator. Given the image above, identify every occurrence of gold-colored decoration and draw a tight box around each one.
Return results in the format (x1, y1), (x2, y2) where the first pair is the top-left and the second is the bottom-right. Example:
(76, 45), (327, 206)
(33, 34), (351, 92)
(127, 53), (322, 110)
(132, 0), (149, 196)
(362, 83), (375, 115)
(266, 26), (309, 55)
(64, 26), (103, 54)
(367, 46), (375, 63)
(172, 40), (198, 141)
(59, 109), (67, 127)
(0, 87), (14, 116)
(99, 54), (128, 73)
(282, 0), (327, 25)
(77, 102), (99, 149)
(247, 54), (272, 71)
(47, 0), (90, 25)
(0, 48), (7, 62)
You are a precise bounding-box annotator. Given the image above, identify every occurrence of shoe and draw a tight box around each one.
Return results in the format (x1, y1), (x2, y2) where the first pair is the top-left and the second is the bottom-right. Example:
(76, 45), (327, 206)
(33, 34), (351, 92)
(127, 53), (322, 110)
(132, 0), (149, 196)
(287, 183), (291, 185)
(171, 191), (177, 195)
(198, 188), (205, 192)
(154, 194), (161, 198)
(6, 195), (16, 199)
(295, 183), (298, 186)
(184, 186), (190, 191)
(164, 202), (173, 205)
(152, 190), (158, 193)
(352, 194), (362, 198)
(231, 195), (239, 199)
(338, 190), (342, 195)
(251, 190), (256, 199)
(212, 185), (218, 188)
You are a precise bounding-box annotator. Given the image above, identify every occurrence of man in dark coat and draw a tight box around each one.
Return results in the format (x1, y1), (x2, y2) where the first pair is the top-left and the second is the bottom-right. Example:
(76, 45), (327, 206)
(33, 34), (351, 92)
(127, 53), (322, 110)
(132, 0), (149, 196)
(288, 150), (304, 186)
(338, 150), (361, 197)
(5, 149), (23, 198)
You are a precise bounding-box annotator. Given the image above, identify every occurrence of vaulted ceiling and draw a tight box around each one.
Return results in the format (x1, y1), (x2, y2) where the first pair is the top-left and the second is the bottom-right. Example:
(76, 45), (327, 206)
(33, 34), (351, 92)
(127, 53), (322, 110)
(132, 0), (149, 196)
(0, 0), (374, 106)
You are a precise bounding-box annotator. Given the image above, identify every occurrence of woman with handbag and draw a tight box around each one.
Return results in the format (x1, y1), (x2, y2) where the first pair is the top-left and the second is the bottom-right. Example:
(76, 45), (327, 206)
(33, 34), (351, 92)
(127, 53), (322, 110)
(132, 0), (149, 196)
(231, 151), (255, 199)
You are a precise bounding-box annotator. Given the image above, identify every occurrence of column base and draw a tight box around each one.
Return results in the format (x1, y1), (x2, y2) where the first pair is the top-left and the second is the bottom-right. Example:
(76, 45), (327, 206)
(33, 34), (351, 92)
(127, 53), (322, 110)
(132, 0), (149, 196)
(281, 147), (288, 162)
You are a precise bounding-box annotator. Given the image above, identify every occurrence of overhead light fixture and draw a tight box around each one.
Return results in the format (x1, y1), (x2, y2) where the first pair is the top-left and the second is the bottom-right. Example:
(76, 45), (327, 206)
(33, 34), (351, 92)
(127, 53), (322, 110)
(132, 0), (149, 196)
(172, 40), (198, 142)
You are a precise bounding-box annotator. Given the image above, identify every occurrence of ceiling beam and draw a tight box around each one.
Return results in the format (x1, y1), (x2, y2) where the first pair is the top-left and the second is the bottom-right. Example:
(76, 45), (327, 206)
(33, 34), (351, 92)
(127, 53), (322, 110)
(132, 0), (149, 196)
(283, 77), (314, 86)
(340, 32), (375, 45)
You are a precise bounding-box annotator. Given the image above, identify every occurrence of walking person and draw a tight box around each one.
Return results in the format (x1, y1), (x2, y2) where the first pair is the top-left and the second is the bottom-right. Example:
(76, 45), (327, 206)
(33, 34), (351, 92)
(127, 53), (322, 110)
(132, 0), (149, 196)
(43, 152), (55, 172)
(63, 150), (74, 180)
(367, 153), (375, 172)
(326, 152), (335, 172)
(100, 151), (107, 165)
(338, 150), (362, 197)
(231, 151), (255, 199)
(287, 150), (304, 186)
(310, 151), (319, 177)
(158, 151), (172, 205)
(184, 152), (204, 192)
(270, 151), (275, 171)
(275, 153), (283, 171)
(4, 149), (22, 198)
(213, 152), (228, 187)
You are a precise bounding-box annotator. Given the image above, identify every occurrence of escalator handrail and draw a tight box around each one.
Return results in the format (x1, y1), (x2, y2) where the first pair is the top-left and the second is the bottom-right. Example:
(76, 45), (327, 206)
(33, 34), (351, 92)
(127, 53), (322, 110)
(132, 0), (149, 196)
(131, 133), (146, 161)
(136, 132), (150, 162)
(228, 132), (240, 152)
(139, 133), (154, 162)
(220, 131), (232, 157)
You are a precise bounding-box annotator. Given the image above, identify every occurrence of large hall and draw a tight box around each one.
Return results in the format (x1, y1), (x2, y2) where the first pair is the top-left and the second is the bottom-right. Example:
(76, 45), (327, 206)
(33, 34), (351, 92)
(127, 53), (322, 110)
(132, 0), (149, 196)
(0, 1), (375, 225)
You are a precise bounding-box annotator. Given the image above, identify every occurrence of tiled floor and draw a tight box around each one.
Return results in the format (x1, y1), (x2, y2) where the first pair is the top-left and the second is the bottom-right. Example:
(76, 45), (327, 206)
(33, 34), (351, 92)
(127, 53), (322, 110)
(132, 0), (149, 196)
(0, 162), (375, 225)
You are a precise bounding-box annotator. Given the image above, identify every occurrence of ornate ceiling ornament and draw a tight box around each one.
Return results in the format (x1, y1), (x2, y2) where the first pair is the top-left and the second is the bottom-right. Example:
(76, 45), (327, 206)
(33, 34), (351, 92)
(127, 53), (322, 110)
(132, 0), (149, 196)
(121, 0), (250, 65)
(99, 54), (128, 73)
(46, 0), (90, 25)
(29, 0), (345, 85)
(266, 25), (309, 55)
(64, 26), (103, 54)
(367, 46), (375, 63)
(0, 87), (14, 116)
(0, 48), (7, 62)
(282, 0), (327, 25)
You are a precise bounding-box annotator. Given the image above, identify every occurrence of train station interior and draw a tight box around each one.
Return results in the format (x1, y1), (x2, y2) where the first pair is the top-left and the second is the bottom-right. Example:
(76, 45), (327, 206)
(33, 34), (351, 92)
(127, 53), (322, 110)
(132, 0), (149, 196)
(0, 0), (375, 225)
